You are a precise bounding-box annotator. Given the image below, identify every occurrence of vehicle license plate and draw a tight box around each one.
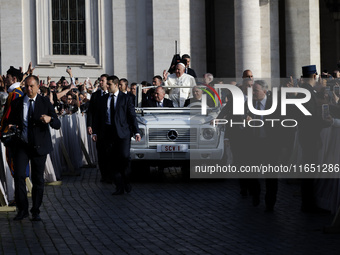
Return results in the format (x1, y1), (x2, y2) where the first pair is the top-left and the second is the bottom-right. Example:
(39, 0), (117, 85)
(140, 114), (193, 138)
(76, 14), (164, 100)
(157, 144), (188, 152)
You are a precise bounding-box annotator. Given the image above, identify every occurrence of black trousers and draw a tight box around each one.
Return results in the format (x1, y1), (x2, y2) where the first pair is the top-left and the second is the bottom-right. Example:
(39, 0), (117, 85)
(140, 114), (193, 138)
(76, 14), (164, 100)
(300, 143), (319, 209)
(248, 137), (278, 207)
(104, 125), (131, 190)
(96, 137), (109, 180)
(13, 142), (47, 215)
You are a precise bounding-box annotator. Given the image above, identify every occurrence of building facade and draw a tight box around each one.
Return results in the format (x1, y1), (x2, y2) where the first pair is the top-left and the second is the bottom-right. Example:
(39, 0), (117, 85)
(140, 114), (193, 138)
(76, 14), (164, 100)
(0, 0), (339, 83)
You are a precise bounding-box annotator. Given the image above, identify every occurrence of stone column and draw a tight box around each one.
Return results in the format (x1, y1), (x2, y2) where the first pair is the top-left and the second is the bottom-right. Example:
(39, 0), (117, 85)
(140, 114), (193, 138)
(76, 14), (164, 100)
(0, 0), (24, 74)
(260, 0), (280, 78)
(152, 0), (180, 77)
(189, 0), (206, 78)
(234, 0), (262, 78)
(179, 0), (190, 57)
(112, 0), (153, 82)
(153, 0), (206, 78)
(112, 0), (134, 80)
(285, 0), (321, 78)
(135, 0), (154, 82)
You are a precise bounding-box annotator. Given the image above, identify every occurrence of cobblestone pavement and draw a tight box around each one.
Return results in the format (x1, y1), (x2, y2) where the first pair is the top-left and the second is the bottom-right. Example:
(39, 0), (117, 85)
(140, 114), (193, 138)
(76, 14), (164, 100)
(1, 167), (340, 255)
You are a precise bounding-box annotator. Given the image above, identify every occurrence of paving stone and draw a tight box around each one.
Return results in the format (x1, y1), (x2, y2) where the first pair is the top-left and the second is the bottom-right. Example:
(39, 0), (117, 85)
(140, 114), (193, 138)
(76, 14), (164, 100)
(1, 167), (340, 254)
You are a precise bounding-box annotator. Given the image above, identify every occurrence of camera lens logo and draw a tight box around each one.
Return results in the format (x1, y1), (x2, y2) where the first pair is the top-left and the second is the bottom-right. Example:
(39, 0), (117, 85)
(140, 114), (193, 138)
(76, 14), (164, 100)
(167, 129), (178, 141)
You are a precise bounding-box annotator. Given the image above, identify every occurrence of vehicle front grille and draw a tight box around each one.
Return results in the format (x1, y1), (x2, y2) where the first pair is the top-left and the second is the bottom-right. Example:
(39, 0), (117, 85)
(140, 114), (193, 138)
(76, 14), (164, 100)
(148, 128), (197, 143)
(148, 145), (197, 149)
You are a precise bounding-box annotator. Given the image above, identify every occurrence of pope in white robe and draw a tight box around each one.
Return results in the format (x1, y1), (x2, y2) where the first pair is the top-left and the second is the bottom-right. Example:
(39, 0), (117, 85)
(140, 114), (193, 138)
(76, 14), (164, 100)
(163, 63), (196, 107)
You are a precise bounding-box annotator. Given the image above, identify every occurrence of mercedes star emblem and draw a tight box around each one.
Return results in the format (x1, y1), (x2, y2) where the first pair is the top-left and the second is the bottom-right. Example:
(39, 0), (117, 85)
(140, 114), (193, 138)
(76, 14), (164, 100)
(167, 129), (178, 141)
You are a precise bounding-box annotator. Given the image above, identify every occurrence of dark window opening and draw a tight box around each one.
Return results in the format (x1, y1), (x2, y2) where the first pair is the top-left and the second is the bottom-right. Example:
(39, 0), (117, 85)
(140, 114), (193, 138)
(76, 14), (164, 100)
(52, 0), (86, 55)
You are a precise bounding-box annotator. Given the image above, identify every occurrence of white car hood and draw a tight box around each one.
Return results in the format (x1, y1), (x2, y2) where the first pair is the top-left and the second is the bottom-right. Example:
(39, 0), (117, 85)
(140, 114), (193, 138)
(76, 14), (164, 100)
(137, 113), (214, 126)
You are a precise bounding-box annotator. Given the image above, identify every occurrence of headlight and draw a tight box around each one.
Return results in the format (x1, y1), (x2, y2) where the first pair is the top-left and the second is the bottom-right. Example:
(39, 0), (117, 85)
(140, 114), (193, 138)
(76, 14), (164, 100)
(202, 128), (215, 140)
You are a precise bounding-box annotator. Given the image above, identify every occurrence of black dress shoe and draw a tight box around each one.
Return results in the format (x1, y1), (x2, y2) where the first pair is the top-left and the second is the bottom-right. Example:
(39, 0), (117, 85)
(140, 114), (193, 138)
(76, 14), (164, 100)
(265, 206), (274, 212)
(13, 211), (29, 221)
(31, 214), (42, 221)
(252, 195), (260, 207)
(100, 178), (112, 184)
(301, 205), (330, 214)
(112, 189), (124, 195)
(240, 190), (248, 198)
(125, 183), (132, 193)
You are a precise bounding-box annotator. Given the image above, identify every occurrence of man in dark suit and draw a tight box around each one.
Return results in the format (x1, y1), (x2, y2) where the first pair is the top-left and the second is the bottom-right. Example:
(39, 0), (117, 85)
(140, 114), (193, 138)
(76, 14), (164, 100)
(87, 74), (110, 182)
(141, 81), (154, 107)
(119, 78), (136, 106)
(92, 75), (141, 195)
(184, 86), (202, 107)
(87, 74), (109, 134)
(182, 54), (197, 78)
(8, 75), (61, 221)
(296, 65), (326, 212)
(248, 80), (281, 211)
(215, 81), (253, 198)
(152, 75), (163, 86)
(146, 86), (174, 107)
(184, 85), (215, 107)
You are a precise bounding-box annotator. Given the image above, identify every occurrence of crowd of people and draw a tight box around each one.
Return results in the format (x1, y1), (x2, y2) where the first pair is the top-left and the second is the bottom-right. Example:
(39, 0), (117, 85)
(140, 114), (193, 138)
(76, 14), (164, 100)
(1, 55), (340, 220)
(217, 65), (340, 213)
(0, 54), (200, 220)
(0, 54), (214, 119)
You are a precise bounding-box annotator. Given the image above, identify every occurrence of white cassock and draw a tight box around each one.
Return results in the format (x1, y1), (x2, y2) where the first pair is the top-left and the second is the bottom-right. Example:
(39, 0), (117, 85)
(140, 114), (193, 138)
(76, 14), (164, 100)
(164, 73), (196, 107)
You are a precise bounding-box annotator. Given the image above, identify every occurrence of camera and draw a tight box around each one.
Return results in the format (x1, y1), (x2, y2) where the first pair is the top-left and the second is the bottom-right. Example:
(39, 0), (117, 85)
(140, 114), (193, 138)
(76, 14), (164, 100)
(1, 126), (22, 147)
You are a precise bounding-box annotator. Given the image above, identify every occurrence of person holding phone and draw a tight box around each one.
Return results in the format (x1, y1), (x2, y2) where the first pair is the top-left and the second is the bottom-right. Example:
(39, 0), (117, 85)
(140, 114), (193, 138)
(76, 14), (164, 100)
(65, 66), (75, 86)
(64, 91), (79, 114)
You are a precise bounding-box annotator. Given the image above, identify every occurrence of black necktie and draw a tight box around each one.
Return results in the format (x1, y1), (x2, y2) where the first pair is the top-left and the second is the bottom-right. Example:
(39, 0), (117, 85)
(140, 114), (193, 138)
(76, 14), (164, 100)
(28, 99), (34, 144)
(256, 101), (262, 119)
(255, 101), (266, 137)
(110, 94), (115, 122)
(256, 101), (261, 110)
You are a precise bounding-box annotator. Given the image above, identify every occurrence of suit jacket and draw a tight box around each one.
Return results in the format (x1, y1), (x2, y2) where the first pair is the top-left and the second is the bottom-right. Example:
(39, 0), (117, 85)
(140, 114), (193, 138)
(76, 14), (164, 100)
(251, 95), (281, 140)
(184, 97), (201, 107)
(293, 83), (332, 162)
(8, 94), (61, 155)
(186, 68), (197, 78)
(217, 96), (252, 140)
(127, 92), (136, 106)
(184, 96), (215, 107)
(87, 89), (106, 128)
(93, 91), (140, 140)
(141, 91), (153, 107)
(146, 98), (174, 107)
(249, 95), (283, 164)
(295, 83), (324, 148)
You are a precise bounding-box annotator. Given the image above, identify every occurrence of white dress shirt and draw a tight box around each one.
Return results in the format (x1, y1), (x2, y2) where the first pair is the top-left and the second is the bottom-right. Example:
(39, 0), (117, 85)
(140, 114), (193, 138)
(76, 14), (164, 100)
(255, 95), (267, 138)
(22, 95), (37, 143)
(106, 91), (119, 125)
(157, 100), (164, 107)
